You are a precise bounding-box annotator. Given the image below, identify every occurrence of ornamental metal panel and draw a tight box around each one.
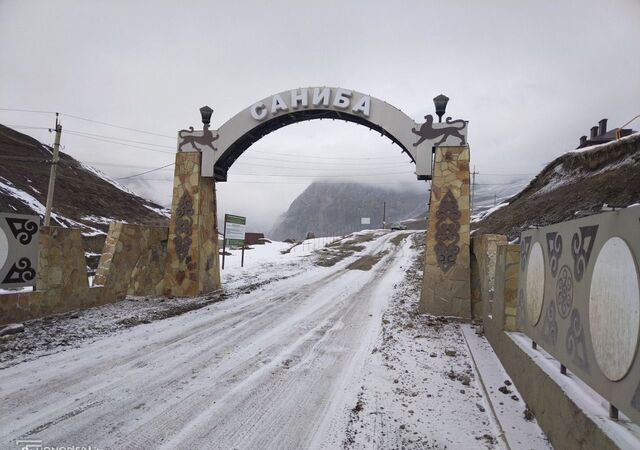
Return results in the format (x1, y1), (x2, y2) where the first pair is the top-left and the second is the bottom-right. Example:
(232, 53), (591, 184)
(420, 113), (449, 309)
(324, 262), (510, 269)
(0, 213), (40, 288)
(518, 206), (640, 425)
(176, 87), (469, 182)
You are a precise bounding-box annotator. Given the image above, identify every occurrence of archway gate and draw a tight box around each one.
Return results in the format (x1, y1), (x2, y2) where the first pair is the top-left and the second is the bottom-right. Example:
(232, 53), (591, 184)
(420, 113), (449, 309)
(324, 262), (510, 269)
(162, 87), (472, 318)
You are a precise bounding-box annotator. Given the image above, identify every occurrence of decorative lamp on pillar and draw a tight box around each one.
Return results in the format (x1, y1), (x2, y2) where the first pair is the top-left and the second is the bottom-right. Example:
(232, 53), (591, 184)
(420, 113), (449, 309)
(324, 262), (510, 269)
(200, 106), (213, 126)
(433, 94), (449, 123)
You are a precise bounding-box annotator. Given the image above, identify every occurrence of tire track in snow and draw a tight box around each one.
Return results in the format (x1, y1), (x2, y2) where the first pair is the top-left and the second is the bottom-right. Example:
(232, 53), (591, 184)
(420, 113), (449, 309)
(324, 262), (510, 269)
(0, 231), (411, 449)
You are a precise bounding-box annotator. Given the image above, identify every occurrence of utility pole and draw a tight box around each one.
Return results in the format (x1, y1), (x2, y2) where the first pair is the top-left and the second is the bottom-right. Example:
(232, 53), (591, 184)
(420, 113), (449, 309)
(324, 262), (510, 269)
(382, 201), (386, 229)
(44, 113), (62, 226)
(471, 165), (479, 215)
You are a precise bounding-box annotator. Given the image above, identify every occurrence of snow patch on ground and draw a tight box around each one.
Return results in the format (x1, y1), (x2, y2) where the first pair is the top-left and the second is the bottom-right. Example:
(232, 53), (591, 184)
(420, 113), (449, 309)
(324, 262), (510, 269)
(0, 175), (47, 216)
(339, 234), (505, 449)
(143, 203), (171, 217)
(510, 332), (640, 449)
(80, 162), (139, 196)
(462, 325), (551, 449)
(80, 215), (117, 225)
(472, 202), (509, 223)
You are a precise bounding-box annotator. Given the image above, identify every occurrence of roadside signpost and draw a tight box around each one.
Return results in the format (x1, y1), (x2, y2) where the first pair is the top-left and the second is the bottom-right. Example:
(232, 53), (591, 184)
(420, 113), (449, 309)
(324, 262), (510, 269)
(0, 213), (40, 289)
(361, 217), (371, 231)
(222, 214), (246, 269)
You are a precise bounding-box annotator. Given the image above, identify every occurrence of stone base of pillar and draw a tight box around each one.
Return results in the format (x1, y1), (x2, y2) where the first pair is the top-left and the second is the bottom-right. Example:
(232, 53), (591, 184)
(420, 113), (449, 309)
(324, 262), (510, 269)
(420, 146), (471, 318)
(163, 151), (221, 297)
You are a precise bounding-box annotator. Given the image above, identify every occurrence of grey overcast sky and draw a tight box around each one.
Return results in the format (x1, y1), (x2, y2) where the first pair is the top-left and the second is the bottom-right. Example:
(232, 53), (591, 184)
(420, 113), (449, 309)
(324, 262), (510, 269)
(1, 0), (639, 232)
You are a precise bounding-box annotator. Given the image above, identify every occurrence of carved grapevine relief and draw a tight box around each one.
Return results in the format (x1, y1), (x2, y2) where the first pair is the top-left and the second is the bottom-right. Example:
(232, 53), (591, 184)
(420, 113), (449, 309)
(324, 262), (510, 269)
(174, 192), (194, 263)
(434, 189), (461, 273)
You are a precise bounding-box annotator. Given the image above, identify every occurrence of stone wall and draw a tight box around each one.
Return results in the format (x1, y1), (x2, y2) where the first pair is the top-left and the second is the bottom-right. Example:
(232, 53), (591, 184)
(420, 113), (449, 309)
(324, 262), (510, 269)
(129, 241), (167, 296)
(0, 227), (102, 325)
(1, 224), (168, 326)
(94, 223), (167, 299)
(502, 244), (520, 332)
(420, 146), (471, 318)
(163, 151), (221, 297)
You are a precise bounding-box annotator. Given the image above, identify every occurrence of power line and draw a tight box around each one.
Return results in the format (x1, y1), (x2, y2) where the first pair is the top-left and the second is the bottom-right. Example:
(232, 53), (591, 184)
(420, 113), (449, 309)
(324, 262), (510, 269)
(0, 108), (57, 114)
(236, 154), (411, 167)
(0, 107), (174, 139)
(5, 125), (51, 130)
(233, 160), (411, 171)
(116, 163), (175, 180)
(475, 172), (536, 177)
(65, 130), (175, 149)
(60, 113), (175, 139)
(248, 148), (408, 161)
(85, 160), (173, 170)
(64, 130), (175, 154)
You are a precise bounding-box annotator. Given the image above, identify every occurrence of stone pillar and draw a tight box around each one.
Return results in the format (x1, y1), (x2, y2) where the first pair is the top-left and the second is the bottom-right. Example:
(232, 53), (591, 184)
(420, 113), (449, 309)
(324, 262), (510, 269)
(472, 234), (508, 319)
(420, 146), (471, 318)
(502, 244), (521, 331)
(163, 151), (221, 297)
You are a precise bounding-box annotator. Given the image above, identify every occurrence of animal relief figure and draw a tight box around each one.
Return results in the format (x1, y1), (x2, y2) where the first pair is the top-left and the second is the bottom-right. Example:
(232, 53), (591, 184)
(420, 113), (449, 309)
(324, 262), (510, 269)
(178, 124), (219, 152)
(412, 114), (467, 147)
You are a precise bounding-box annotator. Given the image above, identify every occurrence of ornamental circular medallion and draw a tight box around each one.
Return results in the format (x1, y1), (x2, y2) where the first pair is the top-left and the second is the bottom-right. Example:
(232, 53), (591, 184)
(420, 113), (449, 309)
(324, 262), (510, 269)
(556, 265), (573, 319)
(589, 237), (640, 381)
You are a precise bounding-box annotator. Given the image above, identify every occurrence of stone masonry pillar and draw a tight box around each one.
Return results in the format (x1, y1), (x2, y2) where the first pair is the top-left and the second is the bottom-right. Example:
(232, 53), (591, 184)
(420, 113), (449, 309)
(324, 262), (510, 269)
(420, 146), (471, 318)
(163, 151), (221, 297)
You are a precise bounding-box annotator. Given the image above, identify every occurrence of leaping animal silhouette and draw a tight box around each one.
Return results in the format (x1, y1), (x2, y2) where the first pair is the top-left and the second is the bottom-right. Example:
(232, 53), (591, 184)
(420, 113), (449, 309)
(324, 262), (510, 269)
(178, 124), (219, 152)
(412, 114), (467, 147)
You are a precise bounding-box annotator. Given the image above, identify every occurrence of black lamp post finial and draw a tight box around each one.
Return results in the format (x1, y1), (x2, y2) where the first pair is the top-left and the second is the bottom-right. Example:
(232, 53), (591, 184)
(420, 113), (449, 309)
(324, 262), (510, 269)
(433, 94), (449, 123)
(200, 105), (213, 126)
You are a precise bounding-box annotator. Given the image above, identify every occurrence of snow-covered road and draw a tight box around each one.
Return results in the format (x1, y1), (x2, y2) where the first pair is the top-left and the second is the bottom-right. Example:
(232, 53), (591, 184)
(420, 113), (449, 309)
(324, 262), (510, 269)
(0, 232), (409, 449)
(0, 231), (548, 449)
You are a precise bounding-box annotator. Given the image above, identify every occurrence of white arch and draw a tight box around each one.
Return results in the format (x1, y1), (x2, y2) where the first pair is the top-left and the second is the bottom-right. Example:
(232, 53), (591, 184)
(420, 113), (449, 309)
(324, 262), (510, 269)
(177, 87), (468, 181)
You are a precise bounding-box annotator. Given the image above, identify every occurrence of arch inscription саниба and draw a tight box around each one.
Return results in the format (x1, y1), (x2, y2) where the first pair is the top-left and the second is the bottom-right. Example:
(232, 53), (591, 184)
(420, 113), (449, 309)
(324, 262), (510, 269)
(176, 87), (467, 181)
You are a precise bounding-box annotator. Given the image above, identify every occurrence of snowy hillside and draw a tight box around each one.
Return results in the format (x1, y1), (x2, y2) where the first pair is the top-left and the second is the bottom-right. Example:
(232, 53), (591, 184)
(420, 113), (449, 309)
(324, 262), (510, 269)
(473, 132), (640, 240)
(0, 124), (169, 266)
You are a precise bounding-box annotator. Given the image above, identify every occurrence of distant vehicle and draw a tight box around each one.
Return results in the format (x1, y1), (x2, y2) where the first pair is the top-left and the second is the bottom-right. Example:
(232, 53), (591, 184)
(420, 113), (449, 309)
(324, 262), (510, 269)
(390, 223), (407, 230)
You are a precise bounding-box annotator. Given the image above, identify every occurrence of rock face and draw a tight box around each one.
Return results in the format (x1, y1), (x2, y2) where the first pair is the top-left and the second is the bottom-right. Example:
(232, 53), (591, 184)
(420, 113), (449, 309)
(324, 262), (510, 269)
(269, 182), (428, 241)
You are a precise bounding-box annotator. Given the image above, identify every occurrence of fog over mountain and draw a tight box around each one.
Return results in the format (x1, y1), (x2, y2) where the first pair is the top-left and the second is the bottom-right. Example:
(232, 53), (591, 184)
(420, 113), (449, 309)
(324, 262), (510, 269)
(270, 182), (426, 241)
